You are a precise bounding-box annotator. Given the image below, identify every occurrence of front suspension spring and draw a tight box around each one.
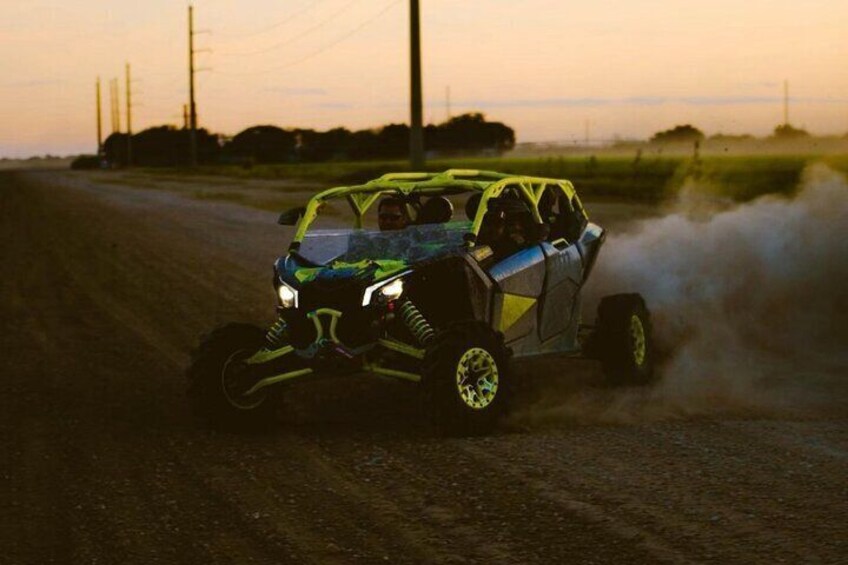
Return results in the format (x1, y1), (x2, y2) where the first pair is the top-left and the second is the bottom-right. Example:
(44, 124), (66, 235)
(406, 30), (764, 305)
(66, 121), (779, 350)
(399, 300), (435, 345)
(265, 317), (288, 348)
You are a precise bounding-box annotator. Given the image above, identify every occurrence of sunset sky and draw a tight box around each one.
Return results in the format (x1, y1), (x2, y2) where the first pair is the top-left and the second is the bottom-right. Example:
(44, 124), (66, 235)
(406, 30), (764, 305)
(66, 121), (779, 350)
(1, 0), (846, 157)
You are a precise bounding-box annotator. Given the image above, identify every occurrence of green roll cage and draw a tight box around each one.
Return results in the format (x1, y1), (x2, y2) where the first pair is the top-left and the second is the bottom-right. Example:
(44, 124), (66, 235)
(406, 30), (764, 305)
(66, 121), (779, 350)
(291, 169), (587, 248)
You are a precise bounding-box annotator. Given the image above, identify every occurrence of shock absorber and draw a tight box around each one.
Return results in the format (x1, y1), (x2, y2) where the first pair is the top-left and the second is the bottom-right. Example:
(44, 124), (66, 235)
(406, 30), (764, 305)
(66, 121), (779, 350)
(399, 300), (435, 345)
(265, 317), (288, 348)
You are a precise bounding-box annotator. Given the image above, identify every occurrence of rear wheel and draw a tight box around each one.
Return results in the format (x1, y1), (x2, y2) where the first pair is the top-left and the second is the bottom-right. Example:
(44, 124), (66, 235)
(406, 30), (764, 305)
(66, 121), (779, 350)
(423, 322), (510, 436)
(187, 323), (276, 430)
(595, 294), (654, 386)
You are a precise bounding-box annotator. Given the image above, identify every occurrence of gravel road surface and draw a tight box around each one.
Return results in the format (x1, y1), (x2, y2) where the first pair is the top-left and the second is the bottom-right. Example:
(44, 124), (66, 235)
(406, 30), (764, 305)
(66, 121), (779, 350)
(2, 170), (845, 564)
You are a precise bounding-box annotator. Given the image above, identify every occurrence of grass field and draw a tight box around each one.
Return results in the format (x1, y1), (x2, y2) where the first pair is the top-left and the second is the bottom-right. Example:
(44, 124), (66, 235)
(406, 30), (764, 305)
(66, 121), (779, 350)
(136, 153), (848, 203)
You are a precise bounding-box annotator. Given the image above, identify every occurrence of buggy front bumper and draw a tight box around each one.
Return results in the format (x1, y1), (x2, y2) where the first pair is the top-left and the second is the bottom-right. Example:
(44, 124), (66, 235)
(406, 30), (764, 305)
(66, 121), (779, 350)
(241, 308), (425, 396)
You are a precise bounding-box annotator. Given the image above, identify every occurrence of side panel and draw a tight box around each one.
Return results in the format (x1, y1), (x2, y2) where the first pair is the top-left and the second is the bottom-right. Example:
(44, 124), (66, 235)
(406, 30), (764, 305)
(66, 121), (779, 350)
(462, 254), (494, 324)
(538, 240), (583, 341)
(487, 246), (546, 343)
(577, 222), (605, 281)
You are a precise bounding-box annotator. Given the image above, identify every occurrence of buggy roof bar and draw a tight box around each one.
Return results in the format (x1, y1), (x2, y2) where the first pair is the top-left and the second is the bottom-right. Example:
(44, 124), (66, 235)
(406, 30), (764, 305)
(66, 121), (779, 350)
(290, 169), (585, 246)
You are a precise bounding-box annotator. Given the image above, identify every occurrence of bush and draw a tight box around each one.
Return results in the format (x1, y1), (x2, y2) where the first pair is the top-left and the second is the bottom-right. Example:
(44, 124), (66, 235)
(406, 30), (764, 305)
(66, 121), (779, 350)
(650, 124), (705, 144)
(70, 155), (101, 170)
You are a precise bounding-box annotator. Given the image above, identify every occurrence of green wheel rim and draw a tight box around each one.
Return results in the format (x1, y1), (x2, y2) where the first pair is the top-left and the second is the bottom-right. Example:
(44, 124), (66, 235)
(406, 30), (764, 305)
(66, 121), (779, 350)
(630, 314), (647, 367)
(455, 347), (499, 410)
(221, 349), (266, 410)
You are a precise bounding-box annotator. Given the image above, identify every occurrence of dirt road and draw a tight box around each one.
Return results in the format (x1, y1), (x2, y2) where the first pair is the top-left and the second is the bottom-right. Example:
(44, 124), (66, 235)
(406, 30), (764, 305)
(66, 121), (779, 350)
(2, 171), (845, 564)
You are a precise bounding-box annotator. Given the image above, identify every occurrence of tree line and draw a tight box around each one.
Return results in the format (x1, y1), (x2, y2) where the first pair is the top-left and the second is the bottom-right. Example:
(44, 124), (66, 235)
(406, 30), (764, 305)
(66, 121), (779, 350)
(90, 113), (514, 168)
(649, 123), (815, 144)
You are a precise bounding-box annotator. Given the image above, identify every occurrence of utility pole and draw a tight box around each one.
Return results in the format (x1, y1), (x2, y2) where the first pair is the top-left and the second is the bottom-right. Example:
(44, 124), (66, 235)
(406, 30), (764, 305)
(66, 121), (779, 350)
(96, 77), (103, 156)
(409, 0), (424, 169)
(110, 80), (114, 133)
(584, 119), (590, 146)
(188, 4), (198, 167)
(115, 79), (122, 133)
(183, 104), (189, 129)
(783, 79), (789, 126)
(109, 79), (119, 134)
(125, 63), (133, 166)
(108, 80), (114, 133)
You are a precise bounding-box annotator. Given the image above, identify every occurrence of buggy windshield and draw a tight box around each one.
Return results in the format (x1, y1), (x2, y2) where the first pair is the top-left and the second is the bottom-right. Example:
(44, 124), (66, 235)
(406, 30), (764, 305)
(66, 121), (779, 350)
(298, 221), (471, 266)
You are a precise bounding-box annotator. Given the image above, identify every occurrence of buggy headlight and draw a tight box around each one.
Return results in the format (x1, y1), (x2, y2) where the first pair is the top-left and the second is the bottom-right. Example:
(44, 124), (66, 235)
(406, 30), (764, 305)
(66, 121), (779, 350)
(380, 278), (404, 301)
(277, 282), (298, 308)
(362, 272), (410, 306)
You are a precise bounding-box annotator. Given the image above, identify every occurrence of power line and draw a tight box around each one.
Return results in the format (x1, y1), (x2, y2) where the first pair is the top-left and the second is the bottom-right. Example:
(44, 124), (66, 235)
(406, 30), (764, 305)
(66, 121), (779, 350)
(213, 0), (326, 40)
(213, 0), (401, 77)
(218, 0), (360, 57)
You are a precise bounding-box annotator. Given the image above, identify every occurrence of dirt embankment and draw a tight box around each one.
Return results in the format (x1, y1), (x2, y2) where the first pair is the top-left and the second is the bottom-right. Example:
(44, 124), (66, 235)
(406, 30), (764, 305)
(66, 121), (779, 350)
(1, 170), (846, 564)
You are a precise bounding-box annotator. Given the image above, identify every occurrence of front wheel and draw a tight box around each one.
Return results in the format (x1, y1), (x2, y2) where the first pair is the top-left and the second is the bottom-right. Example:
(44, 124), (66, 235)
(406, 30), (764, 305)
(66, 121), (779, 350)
(423, 322), (511, 436)
(186, 323), (276, 430)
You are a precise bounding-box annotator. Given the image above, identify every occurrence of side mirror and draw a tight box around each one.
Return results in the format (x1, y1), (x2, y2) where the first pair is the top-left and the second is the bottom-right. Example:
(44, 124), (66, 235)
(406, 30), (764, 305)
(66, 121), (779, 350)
(278, 206), (305, 226)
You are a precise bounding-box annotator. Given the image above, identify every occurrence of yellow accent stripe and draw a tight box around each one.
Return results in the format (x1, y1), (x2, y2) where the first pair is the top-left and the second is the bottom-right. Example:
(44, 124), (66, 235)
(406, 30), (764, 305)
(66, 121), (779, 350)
(246, 345), (294, 365)
(364, 363), (421, 383)
(244, 368), (313, 396)
(499, 294), (536, 333)
(307, 308), (343, 343)
(377, 338), (425, 360)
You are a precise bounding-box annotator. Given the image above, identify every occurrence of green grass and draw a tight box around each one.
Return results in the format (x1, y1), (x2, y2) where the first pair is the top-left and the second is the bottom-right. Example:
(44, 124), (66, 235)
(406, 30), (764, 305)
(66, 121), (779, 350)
(137, 153), (848, 203)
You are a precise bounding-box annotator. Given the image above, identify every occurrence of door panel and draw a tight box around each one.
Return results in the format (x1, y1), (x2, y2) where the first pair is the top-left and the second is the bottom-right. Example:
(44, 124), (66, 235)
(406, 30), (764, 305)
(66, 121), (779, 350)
(487, 246), (546, 343)
(539, 239), (583, 341)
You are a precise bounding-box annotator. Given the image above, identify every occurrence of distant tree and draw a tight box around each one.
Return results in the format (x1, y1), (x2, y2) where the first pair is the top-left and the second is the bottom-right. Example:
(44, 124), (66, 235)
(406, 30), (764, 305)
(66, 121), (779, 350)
(104, 126), (220, 167)
(374, 124), (410, 158)
(708, 133), (754, 142)
(103, 132), (129, 166)
(650, 124), (705, 144)
(771, 124), (810, 140)
(428, 113), (515, 154)
(70, 155), (101, 170)
(296, 127), (353, 162)
(98, 112), (518, 166)
(225, 125), (296, 164)
(346, 129), (381, 160)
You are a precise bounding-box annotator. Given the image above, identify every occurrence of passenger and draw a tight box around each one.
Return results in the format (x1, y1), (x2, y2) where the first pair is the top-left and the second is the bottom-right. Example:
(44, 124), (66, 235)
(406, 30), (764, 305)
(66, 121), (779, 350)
(377, 197), (411, 231)
(479, 198), (535, 259)
(417, 196), (454, 224)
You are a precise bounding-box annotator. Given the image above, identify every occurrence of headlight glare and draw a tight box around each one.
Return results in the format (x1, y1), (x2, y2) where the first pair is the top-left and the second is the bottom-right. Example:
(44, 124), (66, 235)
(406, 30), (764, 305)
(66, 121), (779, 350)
(380, 278), (404, 301)
(277, 283), (298, 308)
(362, 271), (411, 306)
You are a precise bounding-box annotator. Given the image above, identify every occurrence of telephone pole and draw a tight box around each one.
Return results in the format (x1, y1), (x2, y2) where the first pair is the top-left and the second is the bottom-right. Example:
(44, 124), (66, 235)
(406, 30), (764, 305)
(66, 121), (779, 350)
(183, 104), (189, 129)
(783, 79), (789, 126)
(110, 79), (120, 134)
(95, 77), (103, 156)
(409, 0), (424, 169)
(188, 4), (198, 166)
(115, 79), (121, 132)
(125, 63), (133, 166)
(109, 80), (114, 133)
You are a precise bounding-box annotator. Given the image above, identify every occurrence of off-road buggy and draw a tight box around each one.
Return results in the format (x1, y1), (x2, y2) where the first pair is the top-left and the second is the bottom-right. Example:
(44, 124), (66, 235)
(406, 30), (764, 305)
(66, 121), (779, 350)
(188, 169), (653, 433)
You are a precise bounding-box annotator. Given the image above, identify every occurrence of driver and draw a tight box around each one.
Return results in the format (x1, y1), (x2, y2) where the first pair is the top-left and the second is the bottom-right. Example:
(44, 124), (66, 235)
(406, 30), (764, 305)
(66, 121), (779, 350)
(377, 197), (411, 231)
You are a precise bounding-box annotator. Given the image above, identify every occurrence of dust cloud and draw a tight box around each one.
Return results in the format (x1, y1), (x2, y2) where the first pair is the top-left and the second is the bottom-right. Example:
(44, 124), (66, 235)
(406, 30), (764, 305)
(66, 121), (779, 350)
(517, 164), (848, 426)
